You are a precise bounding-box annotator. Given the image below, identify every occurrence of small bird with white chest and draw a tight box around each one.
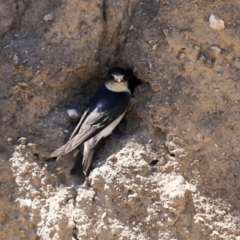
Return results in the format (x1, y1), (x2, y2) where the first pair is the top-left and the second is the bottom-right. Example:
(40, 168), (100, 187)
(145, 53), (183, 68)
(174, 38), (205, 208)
(50, 67), (131, 175)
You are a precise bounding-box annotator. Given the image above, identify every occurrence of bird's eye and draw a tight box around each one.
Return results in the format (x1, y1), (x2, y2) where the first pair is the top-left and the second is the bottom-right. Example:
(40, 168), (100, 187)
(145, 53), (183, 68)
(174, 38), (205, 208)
(110, 75), (115, 80)
(123, 75), (127, 81)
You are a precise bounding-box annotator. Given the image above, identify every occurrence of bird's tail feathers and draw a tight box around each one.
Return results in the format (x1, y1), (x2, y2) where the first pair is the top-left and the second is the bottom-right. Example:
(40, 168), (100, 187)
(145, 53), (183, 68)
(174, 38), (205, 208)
(82, 140), (96, 176)
(50, 143), (69, 158)
(50, 127), (95, 158)
(82, 150), (94, 176)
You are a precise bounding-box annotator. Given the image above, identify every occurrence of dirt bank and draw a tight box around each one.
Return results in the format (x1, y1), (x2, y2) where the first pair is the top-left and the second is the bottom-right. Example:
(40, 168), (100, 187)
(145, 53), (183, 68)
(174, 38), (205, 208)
(1, 0), (240, 239)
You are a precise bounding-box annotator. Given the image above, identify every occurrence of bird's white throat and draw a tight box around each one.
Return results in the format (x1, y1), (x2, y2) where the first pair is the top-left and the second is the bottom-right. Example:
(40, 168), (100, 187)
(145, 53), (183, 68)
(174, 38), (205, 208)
(105, 81), (129, 92)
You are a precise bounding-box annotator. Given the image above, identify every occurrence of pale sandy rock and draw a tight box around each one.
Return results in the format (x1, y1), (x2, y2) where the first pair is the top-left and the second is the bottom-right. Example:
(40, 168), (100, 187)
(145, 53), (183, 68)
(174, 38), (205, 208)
(43, 13), (53, 21)
(209, 14), (225, 30)
(1, 0), (240, 239)
(67, 109), (79, 119)
(211, 45), (221, 52)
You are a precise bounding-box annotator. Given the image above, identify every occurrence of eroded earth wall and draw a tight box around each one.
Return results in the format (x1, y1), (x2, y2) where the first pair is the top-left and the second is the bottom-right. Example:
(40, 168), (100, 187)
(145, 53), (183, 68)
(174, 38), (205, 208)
(1, 0), (240, 239)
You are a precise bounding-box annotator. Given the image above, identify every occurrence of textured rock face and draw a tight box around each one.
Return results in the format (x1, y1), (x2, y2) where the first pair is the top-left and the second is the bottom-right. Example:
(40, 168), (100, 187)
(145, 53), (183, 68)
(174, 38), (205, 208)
(1, 0), (240, 239)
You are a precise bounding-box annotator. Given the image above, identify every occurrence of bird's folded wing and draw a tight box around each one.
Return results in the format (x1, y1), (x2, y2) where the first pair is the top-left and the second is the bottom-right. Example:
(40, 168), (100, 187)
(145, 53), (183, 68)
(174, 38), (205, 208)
(69, 110), (89, 140)
(50, 125), (97, 157)
(50, 107), (121, 158)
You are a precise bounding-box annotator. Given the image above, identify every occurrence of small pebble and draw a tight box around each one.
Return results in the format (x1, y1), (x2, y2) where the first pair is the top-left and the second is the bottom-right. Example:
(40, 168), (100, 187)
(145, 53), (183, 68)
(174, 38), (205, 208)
(194, 45), (200, 51)
(67, 109), (79, 119)
(152, 44), (158, 51)
(22, 58), (28, 64)
(19, 137), (27, 145)
(148, 62), (152, 69)
(7, 138), (13, 143)
(163, 1), (169, 5)
(18, 82), (28, 88)
(27, 143), (37, 149)
(13, 54), (19, 65)
(10, 85), (20, 95)
(211, 45), (221, 52)
(209, 14), (225, 30)
(163, 29), (169, 36)
(179, 53), (185, 59)
(101, 212), (107, 219)
(43, 13), (53, 22)
(129, 25), (135, 31)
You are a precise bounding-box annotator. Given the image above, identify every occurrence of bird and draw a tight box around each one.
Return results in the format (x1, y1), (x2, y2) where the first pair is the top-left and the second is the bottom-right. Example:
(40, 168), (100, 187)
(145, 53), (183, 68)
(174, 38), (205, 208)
(50, 67), (131, 176)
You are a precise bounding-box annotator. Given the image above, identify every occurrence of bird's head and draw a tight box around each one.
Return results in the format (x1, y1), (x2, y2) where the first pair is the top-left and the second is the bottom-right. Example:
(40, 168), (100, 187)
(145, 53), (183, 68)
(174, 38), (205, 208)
(105, 67), (129, 92)
(107, 67), (128, 83)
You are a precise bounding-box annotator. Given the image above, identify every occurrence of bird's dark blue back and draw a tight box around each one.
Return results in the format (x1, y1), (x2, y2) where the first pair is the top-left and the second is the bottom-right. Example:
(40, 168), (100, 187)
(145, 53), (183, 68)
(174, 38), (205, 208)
(88, 85), (131, 114)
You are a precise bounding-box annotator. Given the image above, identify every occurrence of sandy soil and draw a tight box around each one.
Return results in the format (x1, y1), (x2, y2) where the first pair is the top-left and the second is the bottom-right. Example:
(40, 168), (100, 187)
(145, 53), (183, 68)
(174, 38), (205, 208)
(1, 0), (240, 239)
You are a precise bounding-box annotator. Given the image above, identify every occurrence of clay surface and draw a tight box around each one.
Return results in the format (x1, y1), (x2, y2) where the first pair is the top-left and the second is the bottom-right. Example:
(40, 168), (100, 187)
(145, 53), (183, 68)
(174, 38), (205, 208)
(1, 0), (240, 239)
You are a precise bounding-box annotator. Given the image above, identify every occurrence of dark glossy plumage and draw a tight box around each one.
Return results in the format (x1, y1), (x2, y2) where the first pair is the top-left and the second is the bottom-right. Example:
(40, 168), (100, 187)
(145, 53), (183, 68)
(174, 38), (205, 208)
(50, 67), (131, 175)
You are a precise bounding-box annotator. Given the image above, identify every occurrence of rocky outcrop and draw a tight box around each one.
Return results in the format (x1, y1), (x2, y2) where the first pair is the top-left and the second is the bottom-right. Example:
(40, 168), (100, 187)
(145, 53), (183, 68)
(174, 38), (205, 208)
(1, 0), (240, 239)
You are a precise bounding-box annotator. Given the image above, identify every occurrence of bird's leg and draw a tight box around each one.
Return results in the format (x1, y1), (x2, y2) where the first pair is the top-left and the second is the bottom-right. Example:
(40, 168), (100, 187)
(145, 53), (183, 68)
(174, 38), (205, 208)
(70, 146), (83, 175)
(70, 153), (82, 175)
(110, 132), (122, 138)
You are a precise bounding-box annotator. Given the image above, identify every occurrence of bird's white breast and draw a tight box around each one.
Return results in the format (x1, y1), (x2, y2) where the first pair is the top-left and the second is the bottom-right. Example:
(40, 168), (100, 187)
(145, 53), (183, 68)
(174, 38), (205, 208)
(94, 111), (126, 143)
